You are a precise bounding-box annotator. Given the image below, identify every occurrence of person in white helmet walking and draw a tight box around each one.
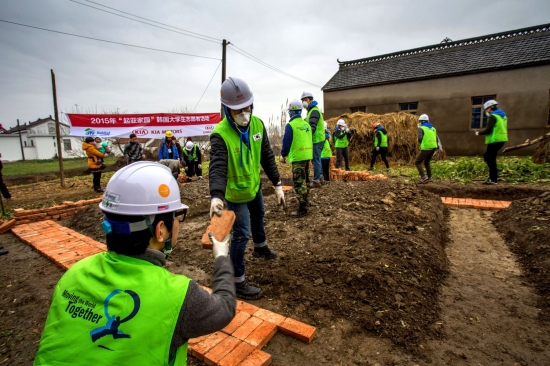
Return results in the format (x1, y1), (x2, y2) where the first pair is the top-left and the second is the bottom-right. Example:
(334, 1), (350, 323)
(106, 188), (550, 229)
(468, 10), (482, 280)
(333, 119), (352, 170)
(474, 100), (508, 185)
(415, 114), (441, 184)
(280, 99), (313, 218)
(300, 91), (325, 188)
(209, 77), (284, 300)
(35, 162), (236, 365)
(182, 140), (202, 181)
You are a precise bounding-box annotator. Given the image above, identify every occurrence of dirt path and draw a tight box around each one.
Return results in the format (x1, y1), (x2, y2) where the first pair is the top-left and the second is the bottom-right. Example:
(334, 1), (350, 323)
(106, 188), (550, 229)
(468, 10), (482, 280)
(427, 208), (550, 365)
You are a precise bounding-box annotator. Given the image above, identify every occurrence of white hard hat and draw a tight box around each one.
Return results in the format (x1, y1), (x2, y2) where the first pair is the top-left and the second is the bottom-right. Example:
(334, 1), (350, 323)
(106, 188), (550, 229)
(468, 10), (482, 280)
(100, 161), (187, 216)
(288, 99), (302, 111)
(419, 114), (429, 121)
(483, 100), (498, 110)
(220, 77), (254, 110)
(185, 141), (194, 151)
(301, 91), (313, 99)
(337, 119), (346, 126)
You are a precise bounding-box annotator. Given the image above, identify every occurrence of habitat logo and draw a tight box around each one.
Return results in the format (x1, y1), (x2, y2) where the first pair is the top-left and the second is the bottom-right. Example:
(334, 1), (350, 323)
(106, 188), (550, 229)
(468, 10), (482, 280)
(132, 128), (148, 136)
(90, 289), (141, 343)
(84, 128), (111, 136)
(84, 128), (95, 136)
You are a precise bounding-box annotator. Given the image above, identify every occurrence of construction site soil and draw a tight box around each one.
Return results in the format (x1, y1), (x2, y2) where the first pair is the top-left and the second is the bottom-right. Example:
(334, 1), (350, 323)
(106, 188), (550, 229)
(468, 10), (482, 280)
(2, 176), (550, 365)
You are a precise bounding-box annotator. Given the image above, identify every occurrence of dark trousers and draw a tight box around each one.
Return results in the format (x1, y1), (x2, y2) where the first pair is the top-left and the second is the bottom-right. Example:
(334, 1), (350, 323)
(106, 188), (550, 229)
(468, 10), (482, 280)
(292, 160), (309, 204)
(0, 173), (11, 199)
(370, 147), (389, 168)
(185, 161), (202, 178)
(321, 159), (330, 181)
(92, 172), (102, 187)
(336, 148), (350, 170)
(484, 142), (505, 182)
(415, 149), (436, 178)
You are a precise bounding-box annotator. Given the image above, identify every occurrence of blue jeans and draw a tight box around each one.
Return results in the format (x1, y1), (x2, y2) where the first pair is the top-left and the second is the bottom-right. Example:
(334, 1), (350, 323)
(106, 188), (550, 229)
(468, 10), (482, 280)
(226, 190), (266, 280)
(312, 141), (324, 181)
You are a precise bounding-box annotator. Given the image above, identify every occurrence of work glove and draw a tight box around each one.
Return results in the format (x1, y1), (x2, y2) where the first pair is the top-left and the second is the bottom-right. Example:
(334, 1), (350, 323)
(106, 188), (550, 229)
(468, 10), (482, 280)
(210, 197), (224, 218)
(184, 166), (189, 172)
(376, 147), (380, 151)
(209, 232), (231, 258)
(273, 183), (285, 206)
(475, 131), (479, 136)
(280, 156), (287, 164)
(198, 164), (202, 169)
(345, 127), (350, 133)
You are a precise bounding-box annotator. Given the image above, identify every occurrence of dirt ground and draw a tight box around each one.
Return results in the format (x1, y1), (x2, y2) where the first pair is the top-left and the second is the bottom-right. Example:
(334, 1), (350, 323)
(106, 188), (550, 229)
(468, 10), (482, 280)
(2, 175), (550, 365)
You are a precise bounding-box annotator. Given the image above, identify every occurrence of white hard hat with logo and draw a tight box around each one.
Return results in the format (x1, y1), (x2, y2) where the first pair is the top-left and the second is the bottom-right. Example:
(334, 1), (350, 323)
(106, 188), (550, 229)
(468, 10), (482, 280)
(100, 161), (187, 216)
(220, 77), (254, 110)
(419, 114), (430, 121)
(288, 99), (303, 111)
(483, 100), (498, 110)
(337, 119), (347, 126)
(301, 91), (313, 99)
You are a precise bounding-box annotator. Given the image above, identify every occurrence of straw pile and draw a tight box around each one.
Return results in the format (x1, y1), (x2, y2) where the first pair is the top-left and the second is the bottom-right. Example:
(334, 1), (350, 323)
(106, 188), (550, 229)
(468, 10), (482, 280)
(533, 135), (550, 164)
(325, 112), (446, 165)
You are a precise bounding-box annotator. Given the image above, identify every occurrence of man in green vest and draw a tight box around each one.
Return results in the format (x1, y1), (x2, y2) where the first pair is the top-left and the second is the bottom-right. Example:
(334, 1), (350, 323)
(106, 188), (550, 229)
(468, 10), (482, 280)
(475, 99), (508, 185)
(301, 91), (325, 188)
(333, 119), (353, 170)
(415, 114), (442, 184)
(209, 77), (284, 300)
(368, 122), (390, 170)
(182, 141), (202, 181)
(34, 162), (236, 365)
(280, 99), (313, 218)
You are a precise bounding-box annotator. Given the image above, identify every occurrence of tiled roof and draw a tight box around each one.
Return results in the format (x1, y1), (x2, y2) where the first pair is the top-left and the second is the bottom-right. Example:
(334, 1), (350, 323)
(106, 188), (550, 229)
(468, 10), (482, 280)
(0, 124), (10, 134)
(323, 23), (550, 91)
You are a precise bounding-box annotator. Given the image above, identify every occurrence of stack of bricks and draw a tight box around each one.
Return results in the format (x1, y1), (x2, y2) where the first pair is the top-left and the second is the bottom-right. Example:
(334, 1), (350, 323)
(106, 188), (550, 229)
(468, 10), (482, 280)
(441, 197), (511, 210)
(330, 168), (388, 182)
(189, 298), (316, 365)
(12, 197), (103, 225)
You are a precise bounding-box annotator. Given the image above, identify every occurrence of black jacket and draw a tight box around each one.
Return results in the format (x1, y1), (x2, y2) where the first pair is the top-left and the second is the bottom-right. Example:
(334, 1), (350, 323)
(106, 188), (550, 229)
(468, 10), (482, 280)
(209, 118), (280, 199)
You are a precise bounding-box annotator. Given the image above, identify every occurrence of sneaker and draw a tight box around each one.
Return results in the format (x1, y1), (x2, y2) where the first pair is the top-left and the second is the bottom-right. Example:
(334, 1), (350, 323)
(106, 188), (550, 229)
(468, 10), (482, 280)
(483, 179), (498, 185)
(417, 177), (429, 184)
(291, 203), (308, 218)
(253, 246), (277, 260)
(426, 177), (433, 183)
(186, 177), (192, 182)
(235, 281), (262, 300)
(198, 176), (203, 180)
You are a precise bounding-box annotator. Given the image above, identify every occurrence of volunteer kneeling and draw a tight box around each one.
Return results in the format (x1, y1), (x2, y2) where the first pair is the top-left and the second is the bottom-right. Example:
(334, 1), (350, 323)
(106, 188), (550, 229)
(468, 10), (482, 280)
(34, 162), (236, 366)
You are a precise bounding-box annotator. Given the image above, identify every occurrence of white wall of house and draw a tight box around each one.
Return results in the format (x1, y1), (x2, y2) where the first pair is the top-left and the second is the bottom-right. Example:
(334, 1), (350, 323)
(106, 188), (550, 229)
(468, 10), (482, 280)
(0, 133), (85, 161)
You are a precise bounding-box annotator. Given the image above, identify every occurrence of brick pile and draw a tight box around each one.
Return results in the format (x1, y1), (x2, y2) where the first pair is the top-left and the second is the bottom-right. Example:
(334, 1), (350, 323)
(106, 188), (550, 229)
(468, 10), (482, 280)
(441, 197), (511, 210)
(12, 197), (103, 225)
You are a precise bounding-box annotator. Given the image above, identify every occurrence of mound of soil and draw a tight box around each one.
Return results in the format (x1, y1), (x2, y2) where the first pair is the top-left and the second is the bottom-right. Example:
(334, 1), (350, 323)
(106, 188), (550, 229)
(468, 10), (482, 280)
(66, 178), (450, 355)
(493, 191), (550, 321)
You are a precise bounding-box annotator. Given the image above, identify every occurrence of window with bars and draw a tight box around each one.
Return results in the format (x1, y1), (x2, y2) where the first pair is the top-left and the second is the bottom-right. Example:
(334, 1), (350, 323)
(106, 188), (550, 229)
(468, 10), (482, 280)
(350, 106), (366, 113)
(399, 102), (418, 115)
(471, 95), (496, 129)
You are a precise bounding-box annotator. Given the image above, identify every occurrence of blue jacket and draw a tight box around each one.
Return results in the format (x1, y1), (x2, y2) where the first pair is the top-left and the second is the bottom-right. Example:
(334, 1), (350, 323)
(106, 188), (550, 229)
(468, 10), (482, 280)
(158, 138), (180, 160)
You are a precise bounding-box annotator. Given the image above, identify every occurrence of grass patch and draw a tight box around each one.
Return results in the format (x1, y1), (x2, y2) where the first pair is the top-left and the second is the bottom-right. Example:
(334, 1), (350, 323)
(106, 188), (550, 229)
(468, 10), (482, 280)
(2, 157), (118, 176)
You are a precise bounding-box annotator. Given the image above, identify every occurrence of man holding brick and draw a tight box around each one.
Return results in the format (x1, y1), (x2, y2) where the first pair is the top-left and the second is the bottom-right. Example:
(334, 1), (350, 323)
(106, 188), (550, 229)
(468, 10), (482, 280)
(35, 162), (235, 365)
(209, 77), (284, 300)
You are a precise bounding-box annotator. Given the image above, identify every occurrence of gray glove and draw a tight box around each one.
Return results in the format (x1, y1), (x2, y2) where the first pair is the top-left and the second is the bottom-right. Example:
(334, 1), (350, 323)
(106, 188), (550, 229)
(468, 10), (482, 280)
(198, 164), (202, 169)
(209, 233), (231, 258)
(376, 147), (380, 151)
(280, 156), (287, 164)
(210, 197), (224, 218)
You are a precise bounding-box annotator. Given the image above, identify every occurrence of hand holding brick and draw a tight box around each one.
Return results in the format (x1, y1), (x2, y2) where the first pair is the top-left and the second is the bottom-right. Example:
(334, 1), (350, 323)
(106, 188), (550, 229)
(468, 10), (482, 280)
(201, 210), (236, 250)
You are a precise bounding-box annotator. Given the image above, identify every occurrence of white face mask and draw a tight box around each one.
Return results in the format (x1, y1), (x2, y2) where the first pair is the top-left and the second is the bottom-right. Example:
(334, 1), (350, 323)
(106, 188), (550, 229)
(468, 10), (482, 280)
(302, 101), (309, 109)
(234, 111), (251, 127)
(485, 111), (491, 117)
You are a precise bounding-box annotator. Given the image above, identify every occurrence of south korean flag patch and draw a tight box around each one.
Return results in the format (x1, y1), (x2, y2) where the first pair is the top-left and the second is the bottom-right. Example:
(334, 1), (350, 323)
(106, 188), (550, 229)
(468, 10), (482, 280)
(253, 132), (262, 141)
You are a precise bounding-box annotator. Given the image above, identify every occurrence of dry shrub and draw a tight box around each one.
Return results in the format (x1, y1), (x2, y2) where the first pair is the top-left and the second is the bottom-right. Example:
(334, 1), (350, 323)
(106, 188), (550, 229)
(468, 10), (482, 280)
(533, 135), (550, 164)
(325, 112), (446, 165)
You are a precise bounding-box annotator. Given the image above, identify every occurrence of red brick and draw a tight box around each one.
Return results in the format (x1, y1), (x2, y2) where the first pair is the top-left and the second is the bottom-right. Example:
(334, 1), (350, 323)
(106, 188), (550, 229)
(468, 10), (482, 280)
(252, 308), (286, 326)
(244, 320), (277, 349)
(278, 317), (316, 344)
(188, 334), (210, 345)
(240, 349), (272, 366)
(222, 311), (251, 335)
(189, 331), (227, 361)
(218, 341), (256, 366)
(237, 300), (260, 315)
(203, 336), (242, 366)
(201, 210), (236, 249)
(232, 316), (263, 341)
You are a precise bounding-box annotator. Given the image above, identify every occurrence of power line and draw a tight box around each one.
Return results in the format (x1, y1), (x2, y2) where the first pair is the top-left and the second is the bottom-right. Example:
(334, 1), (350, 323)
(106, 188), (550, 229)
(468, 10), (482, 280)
(194, 61), (222, 111)
(83, 0), (220, 42)
(68, 0), (220, 44)
(228, 44), (321, 88)
(0, 19), (221, 60)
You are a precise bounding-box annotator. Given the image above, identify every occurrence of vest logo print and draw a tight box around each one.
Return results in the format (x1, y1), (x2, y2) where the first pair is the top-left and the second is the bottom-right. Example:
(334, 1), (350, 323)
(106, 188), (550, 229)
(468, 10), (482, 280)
(90, 289), (141, 343)
(253, 133), (261, 141)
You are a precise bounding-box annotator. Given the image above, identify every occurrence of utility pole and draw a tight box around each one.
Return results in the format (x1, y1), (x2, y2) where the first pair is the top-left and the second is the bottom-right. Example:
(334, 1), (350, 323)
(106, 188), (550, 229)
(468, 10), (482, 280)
(51, 69), (65, 188)
(221, 39), (228, 118)
(17, 119), (25, 161)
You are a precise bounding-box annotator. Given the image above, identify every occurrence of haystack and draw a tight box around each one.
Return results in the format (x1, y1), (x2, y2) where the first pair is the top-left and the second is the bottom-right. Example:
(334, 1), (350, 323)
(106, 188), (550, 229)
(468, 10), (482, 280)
(325, 112), (446, 165)
(533, 134), (550, 164)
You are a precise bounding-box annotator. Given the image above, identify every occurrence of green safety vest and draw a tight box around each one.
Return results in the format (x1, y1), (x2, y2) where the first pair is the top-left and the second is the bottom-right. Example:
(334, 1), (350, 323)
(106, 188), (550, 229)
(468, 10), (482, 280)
(211, 116), (263, 203)
(321, 139), (332, 159)
(183, 144), (198, 160)
(374, 130), (388, 147)
(35, 252), (190, 366)
(288, 117), (313, 163)
(334, 130), (349, 149)
(305, 106), (325, 144)
(485, 114), (508, 144)
(420, 125), (437, 150)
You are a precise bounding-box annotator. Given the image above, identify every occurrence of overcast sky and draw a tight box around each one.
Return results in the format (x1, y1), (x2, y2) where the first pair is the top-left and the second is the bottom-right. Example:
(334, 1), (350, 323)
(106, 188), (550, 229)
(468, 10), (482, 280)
(1, 0), (549, 130)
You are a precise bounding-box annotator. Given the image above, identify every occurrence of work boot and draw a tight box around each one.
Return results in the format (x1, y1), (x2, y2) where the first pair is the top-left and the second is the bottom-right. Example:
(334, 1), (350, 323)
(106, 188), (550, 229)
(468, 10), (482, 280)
(235, 281), (262, 300)
(310, 180), (321, 189)
(94, 186), (105, 193)
(253, 245), (277, 260)
(483, 179), (498, 185)
(291, 202), (308, 218)
(0, 250), (8, 256)
(426, 177), (433, 183)
(417, 176), (429, 184)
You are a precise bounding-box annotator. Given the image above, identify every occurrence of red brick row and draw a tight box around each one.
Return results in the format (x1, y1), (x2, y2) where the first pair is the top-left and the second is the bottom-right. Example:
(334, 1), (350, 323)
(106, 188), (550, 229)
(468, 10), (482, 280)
(441, 197), (511, 210)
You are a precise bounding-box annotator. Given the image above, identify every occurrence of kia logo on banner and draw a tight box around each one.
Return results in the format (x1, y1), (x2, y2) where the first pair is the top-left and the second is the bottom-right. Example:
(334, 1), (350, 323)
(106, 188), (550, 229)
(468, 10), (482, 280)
(132, 129), (148, 136)
(204, 125), (214, 131)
